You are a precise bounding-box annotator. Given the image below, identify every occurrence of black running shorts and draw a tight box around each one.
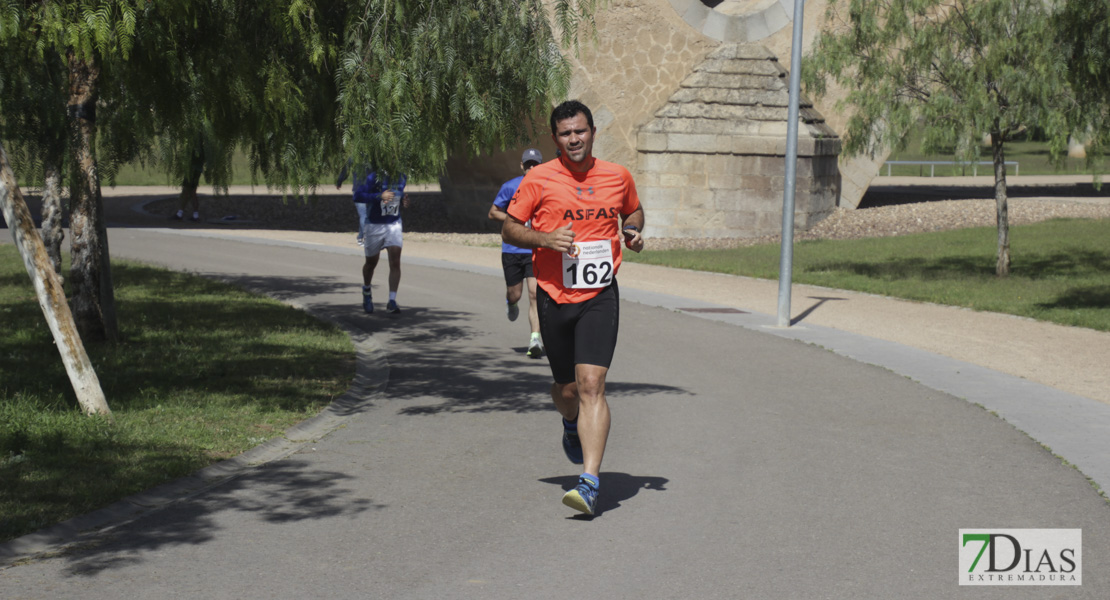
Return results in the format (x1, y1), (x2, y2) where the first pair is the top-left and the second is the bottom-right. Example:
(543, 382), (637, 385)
(536, 281), (619, 384)
(501, 252), (534, 287)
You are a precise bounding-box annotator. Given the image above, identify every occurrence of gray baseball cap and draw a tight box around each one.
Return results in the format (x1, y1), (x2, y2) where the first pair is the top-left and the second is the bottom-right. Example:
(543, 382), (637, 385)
(521, 148), (543, 164)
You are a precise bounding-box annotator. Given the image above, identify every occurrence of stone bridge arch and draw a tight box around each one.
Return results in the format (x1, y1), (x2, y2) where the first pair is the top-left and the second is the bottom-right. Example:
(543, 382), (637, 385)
(439, 0), (887, 237)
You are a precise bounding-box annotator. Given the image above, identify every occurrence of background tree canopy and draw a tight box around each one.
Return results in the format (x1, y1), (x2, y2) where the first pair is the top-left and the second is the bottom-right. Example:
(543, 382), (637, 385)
(1054, 0), (1110, 156)
(336, 0), (593, 179)
(0, 0), (603, 343)
(1, 0), (602, 189)
(802, 0), (1075, 163)
(801, 0), (1105, 276)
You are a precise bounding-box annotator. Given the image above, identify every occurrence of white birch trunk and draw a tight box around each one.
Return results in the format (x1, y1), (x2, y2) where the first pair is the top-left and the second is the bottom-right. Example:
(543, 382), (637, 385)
(0, 143), (112, 417)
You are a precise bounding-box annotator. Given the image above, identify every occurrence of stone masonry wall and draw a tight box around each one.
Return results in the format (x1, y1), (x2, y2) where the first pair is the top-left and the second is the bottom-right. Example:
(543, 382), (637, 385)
(441, 0), (867, 236)
(740, 0), (888, 208)
(636, 44), (840, 238)
(441, 0), (716, 232)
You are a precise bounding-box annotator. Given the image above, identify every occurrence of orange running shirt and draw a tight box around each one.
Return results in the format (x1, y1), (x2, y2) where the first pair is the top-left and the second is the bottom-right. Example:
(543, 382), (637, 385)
(507, 156), (640, 304)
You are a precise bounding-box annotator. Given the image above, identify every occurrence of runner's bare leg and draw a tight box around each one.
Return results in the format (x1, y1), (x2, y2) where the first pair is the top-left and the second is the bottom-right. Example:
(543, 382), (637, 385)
(363, 253), (380, 286)
(526, 277), (540, 335)
(552, 364), (610, 476)
(506, 281), (523, 305)
(386, 246), (402, 293)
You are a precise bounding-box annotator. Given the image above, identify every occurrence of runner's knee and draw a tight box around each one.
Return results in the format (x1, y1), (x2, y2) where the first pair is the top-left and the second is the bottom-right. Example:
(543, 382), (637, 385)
(552, 381), (575, 400)
(575, 369), (606, 401)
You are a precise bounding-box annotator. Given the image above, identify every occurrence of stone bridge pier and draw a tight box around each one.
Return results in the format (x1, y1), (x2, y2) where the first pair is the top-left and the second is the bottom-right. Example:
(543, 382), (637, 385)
(440, 0), (883, 238)
(635, 43), (839, 238)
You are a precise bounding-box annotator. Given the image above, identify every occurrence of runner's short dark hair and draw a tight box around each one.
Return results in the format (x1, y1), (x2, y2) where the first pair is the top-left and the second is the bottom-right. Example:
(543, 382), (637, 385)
(550, 100), (594, 134)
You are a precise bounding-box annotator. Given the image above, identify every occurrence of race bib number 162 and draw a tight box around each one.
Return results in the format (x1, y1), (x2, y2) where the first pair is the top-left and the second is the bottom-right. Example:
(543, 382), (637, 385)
(562, 240), (614, 289)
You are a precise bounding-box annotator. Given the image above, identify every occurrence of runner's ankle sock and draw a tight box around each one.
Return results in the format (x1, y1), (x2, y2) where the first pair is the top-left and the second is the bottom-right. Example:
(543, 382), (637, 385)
(531, 332), (542, 344)
(362, 285), (372, 296)
(389, 291), (397, 302)
(562, 416), (577, 432)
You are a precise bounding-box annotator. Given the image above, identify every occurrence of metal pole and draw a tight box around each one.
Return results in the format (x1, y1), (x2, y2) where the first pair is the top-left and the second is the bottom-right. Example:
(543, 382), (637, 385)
(776, 0), (806, 327)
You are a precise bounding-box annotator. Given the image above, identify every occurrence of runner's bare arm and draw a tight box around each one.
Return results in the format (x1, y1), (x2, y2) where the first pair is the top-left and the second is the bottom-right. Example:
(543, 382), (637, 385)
(503, 215), (575, 252)
(489, 204), (508, 222)
(621, 206), (645, 253)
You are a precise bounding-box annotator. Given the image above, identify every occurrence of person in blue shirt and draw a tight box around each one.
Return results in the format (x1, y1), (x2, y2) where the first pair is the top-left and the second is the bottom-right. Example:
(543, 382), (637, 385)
(338, 164), (408, 314)
(488, 148), (544, 357)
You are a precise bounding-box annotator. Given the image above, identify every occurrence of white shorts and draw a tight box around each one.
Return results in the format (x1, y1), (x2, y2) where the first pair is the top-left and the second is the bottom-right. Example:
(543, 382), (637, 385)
(362, 220), (403, 256)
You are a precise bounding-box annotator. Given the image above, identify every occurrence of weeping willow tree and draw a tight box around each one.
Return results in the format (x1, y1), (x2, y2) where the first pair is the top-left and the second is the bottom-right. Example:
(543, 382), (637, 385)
(334, 0), (601, 179)
(2, 0), (602, 414)
(804, 0), (1076, 277)
(2, 0), (602, 342)
(1055, 0), (1110, 163)
(98, 1), (345, 199)
(0, 20), (69, 277)
(131, 0), (607, 192)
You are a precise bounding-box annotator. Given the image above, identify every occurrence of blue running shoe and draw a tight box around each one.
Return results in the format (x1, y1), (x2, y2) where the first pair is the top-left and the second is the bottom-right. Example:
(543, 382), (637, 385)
(562, 429), (583, 464)
(362, 290), (374, 314)
(562, 475), (599, 515)
(386, 299), (401, 314)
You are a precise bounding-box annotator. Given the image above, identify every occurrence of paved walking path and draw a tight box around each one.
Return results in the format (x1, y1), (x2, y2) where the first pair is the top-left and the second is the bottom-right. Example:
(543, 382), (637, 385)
(1, 182), (1108, 598)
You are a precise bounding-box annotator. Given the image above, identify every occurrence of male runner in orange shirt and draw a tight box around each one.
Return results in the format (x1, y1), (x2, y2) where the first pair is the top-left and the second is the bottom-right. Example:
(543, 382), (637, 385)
(502, 100), (645, 516)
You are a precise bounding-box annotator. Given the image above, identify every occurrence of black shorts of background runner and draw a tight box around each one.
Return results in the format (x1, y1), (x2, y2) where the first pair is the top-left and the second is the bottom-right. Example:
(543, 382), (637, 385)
(536, 281), (619, 384)
(501, 253), (534, 287)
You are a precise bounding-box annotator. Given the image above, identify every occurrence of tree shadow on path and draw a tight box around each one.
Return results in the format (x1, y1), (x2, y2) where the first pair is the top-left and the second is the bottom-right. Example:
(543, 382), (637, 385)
(57, 458), (382, 577)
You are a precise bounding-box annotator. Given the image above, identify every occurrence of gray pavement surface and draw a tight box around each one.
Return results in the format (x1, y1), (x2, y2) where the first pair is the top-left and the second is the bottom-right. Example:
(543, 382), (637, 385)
(3, 205), (1110, 597)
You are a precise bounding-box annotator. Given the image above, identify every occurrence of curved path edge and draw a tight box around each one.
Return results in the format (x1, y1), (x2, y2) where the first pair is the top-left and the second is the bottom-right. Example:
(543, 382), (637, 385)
(126, 226), (1110, 498)
(4, 221), (1109, 567)
(0, 294), (391, 567)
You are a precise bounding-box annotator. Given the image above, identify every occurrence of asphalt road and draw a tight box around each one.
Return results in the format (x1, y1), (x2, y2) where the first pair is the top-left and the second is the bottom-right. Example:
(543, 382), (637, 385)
(2, 227), (1109, 599)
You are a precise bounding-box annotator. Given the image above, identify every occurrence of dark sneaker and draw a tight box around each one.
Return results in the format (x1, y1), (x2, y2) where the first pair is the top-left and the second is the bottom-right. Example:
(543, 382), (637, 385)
(189, 211), (201, 222)
(562, 476), (599, 515)
(527, 340), (544, 359)
(507, 302), (519, 322)
(171, 210), (184, 220)
(386, 299), (401, 314)
(362, 291), (374, 314)
(562, 428), (583, 464)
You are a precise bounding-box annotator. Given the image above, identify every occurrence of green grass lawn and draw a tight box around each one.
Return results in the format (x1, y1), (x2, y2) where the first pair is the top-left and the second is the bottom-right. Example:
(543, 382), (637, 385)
(885, 136), (1105, 177)
(0, 248), (354, 542)
(109, 150), (259, 186)
(626, 217), (1110, 331)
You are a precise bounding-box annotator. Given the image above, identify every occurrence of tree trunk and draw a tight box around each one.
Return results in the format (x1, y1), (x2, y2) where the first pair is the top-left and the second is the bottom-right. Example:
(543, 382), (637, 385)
(40, 157), (65, 279)
(66, 49), (118, 341)
(178, 144), (205, 214)
(0, 143), (112, 417)
(991, 125), (1011, 277)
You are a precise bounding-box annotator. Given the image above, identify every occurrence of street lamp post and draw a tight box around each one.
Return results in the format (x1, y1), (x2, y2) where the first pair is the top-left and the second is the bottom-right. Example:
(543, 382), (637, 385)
(777, 0), (806, 328)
